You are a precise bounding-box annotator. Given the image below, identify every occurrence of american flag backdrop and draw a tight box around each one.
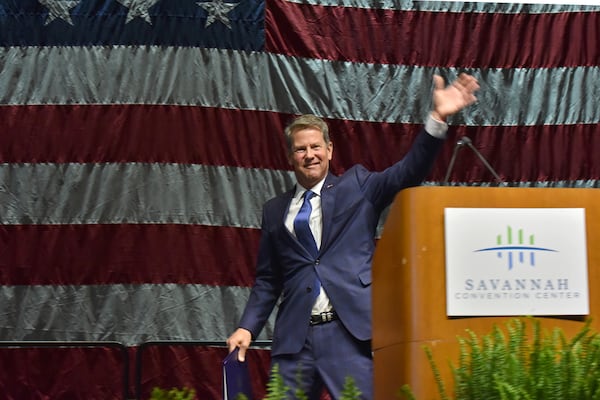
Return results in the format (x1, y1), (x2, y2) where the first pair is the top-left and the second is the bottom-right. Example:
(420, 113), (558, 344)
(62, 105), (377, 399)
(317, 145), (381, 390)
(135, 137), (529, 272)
(0, 0), (599, 398)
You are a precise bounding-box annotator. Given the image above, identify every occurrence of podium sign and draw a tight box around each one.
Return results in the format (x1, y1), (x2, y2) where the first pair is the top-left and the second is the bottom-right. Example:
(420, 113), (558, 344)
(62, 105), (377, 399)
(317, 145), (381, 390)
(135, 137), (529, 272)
(444, 208), (589, 316)
(373, 187), (600, 400)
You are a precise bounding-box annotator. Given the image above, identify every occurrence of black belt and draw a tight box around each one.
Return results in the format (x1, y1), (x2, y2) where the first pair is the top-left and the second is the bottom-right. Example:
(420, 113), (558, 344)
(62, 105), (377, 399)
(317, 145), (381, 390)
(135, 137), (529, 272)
(309, 311), (338, 326)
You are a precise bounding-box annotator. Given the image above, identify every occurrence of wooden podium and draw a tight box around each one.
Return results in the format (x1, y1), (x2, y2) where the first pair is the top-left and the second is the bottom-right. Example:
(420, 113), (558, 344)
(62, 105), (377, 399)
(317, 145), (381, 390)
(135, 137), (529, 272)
(372, 186), (600, 400)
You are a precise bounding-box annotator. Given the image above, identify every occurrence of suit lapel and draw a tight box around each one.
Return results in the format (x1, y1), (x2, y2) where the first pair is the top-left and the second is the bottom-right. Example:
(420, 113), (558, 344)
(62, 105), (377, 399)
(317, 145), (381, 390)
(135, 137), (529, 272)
(319, 173), (338, 253)
(274, 188), (307, 254)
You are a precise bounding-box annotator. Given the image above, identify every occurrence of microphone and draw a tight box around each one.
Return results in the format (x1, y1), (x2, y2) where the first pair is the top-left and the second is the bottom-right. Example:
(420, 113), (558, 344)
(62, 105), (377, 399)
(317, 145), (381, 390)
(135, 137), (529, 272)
(442, 137), (468, 184)
(456, 136), (472, 146)
(456, 136), (471, 146)
(443, 136), (505, 185)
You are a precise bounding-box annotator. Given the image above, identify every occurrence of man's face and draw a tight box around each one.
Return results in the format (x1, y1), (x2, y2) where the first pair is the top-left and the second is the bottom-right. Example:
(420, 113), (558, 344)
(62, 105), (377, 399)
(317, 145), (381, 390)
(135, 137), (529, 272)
(288, 127), (333, 189)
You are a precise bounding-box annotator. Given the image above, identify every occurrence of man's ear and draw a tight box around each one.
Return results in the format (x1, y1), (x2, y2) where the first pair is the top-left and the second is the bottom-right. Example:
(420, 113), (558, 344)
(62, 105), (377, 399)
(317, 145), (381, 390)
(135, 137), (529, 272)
(327, 141), (333, 161)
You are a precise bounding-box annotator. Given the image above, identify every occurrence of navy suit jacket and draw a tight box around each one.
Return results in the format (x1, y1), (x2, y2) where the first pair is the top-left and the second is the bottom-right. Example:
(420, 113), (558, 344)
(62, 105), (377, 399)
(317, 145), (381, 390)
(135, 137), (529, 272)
(238, 129), (444, 356)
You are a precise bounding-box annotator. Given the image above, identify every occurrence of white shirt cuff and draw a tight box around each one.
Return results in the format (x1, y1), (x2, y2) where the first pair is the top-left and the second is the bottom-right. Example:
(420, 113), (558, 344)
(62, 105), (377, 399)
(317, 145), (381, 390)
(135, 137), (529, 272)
(424, 113), (448, 139)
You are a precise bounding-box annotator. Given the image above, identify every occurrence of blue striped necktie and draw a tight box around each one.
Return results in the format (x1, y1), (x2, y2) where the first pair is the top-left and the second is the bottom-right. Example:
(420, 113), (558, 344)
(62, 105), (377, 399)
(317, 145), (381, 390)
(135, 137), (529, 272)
(294, 190), (318, 258)
(294, 190), (321, 299)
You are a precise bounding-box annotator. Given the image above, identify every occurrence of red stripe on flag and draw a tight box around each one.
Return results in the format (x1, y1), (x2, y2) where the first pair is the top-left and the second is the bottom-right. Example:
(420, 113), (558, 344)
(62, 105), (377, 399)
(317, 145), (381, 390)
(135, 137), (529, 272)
(265, 1), (600, 68)
(0, 105), (291, 169)
(433, 124), (600, 183)
(0, 224), (260, 286)
(1, 105), (598, 182)
(0, 103), (426, 171)
(0, 346), (127, 399)
(0, 345), (273, 400)
(333, 122), (600, 183)
(137, 345), (271, 400)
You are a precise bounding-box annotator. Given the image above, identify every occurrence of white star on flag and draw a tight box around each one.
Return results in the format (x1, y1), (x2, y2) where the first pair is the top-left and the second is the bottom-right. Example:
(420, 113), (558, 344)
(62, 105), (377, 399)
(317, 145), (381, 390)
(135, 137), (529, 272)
(38, 0), (80, 26)
(197, 0), (240, 29)
(116, 0), (161, 24)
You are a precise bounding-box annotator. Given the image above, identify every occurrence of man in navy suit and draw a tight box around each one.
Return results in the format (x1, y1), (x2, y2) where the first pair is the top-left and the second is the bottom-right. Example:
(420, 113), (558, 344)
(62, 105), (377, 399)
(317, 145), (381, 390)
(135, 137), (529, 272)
(227, 73), (479, 399)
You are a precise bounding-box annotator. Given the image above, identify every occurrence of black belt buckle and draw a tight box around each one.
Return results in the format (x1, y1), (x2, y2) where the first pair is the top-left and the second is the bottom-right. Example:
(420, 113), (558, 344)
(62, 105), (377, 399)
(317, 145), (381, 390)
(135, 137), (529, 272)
(310, 311), (337, 326)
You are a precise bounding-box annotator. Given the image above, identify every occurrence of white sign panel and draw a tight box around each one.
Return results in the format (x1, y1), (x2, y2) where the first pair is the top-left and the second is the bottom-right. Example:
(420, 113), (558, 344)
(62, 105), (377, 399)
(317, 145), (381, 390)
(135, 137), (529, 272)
(444, 208), (589, 316)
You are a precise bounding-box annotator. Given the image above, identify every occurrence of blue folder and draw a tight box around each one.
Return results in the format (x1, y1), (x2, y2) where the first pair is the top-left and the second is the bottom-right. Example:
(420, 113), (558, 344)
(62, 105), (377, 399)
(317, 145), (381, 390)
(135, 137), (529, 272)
(223, 347), (253, 400)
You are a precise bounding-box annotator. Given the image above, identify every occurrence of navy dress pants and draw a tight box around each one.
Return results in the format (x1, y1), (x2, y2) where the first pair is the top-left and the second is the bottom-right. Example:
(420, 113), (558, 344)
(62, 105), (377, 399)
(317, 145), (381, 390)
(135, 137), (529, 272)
(271, 319), (373, 400)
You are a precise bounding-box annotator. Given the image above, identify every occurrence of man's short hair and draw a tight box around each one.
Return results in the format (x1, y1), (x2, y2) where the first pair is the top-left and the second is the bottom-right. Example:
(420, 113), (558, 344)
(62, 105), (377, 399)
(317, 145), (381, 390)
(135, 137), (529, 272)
(284, 114), (330, 153)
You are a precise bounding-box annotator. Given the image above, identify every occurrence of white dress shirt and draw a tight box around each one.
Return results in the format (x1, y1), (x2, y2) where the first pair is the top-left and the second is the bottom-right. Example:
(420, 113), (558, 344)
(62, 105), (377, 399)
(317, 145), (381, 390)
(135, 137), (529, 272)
(285, 179), (333, 314)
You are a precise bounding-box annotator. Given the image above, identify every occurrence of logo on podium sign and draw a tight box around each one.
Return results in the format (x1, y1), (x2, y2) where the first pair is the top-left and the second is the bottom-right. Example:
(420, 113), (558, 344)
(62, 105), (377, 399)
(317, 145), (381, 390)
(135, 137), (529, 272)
(473, 225), (559, 270)
(444, 208), (589, 317)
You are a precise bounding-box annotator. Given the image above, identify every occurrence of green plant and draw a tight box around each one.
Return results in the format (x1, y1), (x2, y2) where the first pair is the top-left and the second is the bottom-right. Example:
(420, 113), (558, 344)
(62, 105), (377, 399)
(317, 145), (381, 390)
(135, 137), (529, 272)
(339, 376), (362, 399)
(264, 363), (290, 400)
(293, 365), (309, 400)
(149, 386), (196, 400)
(154, 363), (363, 400)
(400, 317), (600, 400)
(263, 363), (363, 399)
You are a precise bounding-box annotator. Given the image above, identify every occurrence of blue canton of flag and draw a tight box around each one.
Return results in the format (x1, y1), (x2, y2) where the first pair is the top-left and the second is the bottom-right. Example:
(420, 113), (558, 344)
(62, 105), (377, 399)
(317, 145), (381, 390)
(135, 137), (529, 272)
(0, 0), (265, 50)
